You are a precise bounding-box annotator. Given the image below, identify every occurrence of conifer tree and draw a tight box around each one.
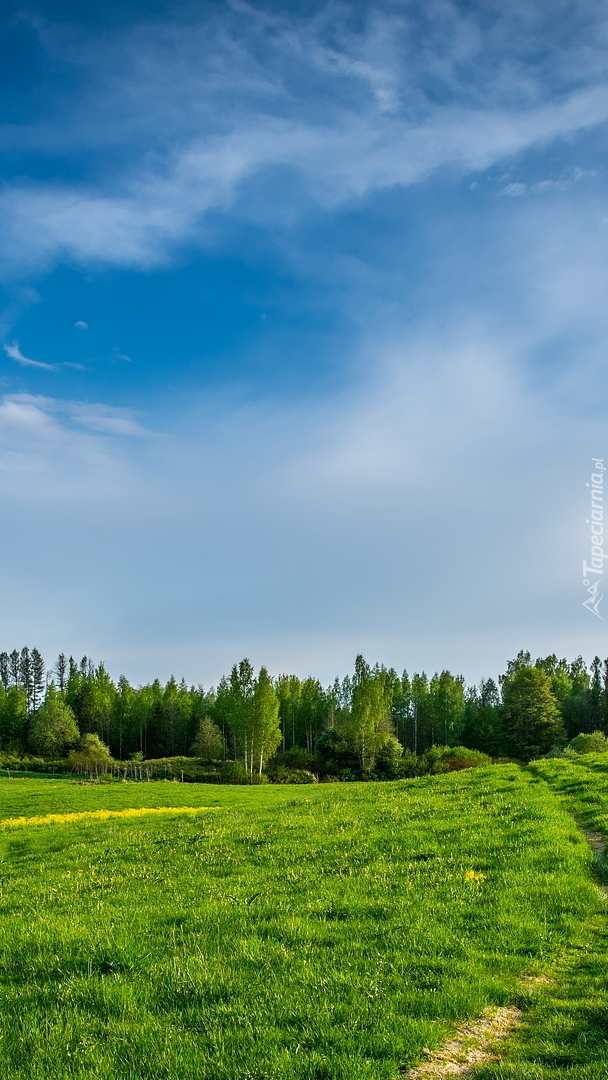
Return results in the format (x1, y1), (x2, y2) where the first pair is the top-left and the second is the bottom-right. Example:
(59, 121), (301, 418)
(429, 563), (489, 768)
(31, 648), (45, 713)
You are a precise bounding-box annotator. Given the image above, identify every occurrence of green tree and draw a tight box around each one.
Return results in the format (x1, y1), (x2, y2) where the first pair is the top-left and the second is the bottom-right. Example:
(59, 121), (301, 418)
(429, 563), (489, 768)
(0, 686), (28, 751)
(67, 733), (114, 773)
(30, 648), (45, 713)
(391, 671), (412, 748)
(0, 652), (9, 690)
(55, 653), (68, 693)
(462, 678), (506, 757)
(429, 670), (465, 746)
(275, 674), (302, 750)
(410, 672), (430, 754)
(502, 666), (566, 761)
(220, 659), (256, 769)
(589, 656), (603, 731)
(251, 667), (281, 776)
(337, 656), (394, 774)
(192, 716), (225, 761)
(29, 691), (79, 757)
(110, 675), (134, 759)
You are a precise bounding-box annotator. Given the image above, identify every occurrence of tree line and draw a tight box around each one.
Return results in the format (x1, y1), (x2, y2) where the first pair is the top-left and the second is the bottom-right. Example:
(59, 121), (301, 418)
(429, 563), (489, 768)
(0, 647), (606, 777)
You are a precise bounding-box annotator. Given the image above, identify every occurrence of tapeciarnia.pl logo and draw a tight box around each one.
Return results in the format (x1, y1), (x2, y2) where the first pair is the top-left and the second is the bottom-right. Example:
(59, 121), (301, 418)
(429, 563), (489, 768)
(582, 458), (605, 619)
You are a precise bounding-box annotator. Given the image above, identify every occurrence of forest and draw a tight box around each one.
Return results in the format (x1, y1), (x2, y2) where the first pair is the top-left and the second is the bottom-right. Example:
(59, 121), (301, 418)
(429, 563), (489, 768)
(0, 647), (606, 780)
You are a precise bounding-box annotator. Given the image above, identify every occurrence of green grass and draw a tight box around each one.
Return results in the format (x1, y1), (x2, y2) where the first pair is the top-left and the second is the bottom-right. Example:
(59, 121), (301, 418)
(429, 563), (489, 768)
(528, 754), (608, 845)
(0, 768), (601, 1079)
(0, 775), (298, 819)
(473, 756), (608, 1079)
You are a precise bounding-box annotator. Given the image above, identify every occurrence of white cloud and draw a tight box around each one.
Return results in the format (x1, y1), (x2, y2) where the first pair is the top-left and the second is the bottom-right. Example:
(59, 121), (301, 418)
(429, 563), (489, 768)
(75, 320), (89, 329)
(500, 181), (528, 197)
(0, 313), (602, 685)
(4, 341), (54, 370)
(1, 4), (608, 272)
(3, 342), (88, 372)
(499, 167), (599, 198)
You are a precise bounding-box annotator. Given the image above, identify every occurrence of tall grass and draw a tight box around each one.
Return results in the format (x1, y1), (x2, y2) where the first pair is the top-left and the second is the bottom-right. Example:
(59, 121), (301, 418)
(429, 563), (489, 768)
(471, 756), (608, 1078)
(0, 768), (599, 1079)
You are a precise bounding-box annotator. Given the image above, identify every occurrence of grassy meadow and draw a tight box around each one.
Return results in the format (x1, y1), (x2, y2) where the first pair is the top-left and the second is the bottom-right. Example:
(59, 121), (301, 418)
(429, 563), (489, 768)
(0, 767), (604, 1079)
(473, 756), (608, 1080)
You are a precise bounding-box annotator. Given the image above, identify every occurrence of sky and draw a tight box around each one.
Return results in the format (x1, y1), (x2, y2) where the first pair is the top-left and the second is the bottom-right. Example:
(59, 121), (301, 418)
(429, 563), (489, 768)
(1, 0), (608, 688)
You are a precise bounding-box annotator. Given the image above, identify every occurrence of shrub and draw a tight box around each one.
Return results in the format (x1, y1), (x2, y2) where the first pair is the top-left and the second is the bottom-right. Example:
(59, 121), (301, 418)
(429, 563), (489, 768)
(373, 735), (404, 779)
(67, 734), (114, 774)
(315, 730), (360, 778)
(271, 767), (317, 784)
(567, 731), (608, 755)
(423, 745), (492, 773)
(191, 717), (225, 762)
(218, 762), (268, 784)
(267, 747), (316, 774)
(0, 753), (68, 774)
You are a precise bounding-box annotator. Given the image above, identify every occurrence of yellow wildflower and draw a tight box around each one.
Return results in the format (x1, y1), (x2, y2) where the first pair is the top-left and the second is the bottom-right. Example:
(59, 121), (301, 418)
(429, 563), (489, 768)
(0, 807), (217, 830)
(464, 869), (487, 883)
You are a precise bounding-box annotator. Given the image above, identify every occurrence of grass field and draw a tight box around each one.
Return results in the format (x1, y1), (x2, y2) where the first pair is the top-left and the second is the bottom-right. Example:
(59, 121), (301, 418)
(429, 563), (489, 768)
(473, 756), (608, 1080)
(0, 768), (604, 1079)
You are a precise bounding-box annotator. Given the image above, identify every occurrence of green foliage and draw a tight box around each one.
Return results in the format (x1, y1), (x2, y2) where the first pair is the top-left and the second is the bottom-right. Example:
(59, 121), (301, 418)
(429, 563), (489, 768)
(372, 733), (404, 778)
(218, 760), (268, 784)
(0, 687), (28, 751)
(5, 645), (608, 789)
(424, 745), (492, 772)
(268, 746), (316, 773)
(67, 733), (114, 773)
(314, 727), (360, 777)
(0, 768), (600, 1079)
(190, 716), (225, 761)
(567, 730), (608, 755)
(271, 766), (318, 783)
(502, 665), (566, 761)
(29, 691), (79, 757)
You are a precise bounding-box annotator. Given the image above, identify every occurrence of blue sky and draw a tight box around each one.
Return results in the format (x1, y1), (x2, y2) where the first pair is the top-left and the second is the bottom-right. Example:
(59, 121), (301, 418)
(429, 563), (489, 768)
(1, 0), (608, 686)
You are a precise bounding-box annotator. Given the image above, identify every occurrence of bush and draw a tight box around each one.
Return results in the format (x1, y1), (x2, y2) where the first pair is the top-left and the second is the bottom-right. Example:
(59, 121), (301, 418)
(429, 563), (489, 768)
(0, 753), (69, 774)
(423, 745), (492, 773)
(218, 762), (268, 784)
(267, 747), (316, 775)
(135, 757), (222, 782)
(397, 749), (426, 778)
(567, 731), (608, 755)
(373, 735), (404, 779)
(315, 730), (360, 778)
(191, 717), (225, 762)
(67, 734), (114, 774)
(271, 767), (318, 784)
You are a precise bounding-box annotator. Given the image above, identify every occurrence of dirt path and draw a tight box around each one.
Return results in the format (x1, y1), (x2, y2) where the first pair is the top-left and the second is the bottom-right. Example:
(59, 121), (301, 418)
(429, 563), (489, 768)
(404, 823), (606, 1078)
(580, 827), (606, 856)
(404, 1006), (522, 1078)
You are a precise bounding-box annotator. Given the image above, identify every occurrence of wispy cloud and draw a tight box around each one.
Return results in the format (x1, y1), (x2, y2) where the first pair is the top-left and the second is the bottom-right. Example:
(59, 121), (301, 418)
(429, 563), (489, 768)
(499, 167), (598, 197)
(3, 341), (87, 372)
(1, 393), (150, 440)
(2, 3), (608, 273)
(4, 341), (54, 370)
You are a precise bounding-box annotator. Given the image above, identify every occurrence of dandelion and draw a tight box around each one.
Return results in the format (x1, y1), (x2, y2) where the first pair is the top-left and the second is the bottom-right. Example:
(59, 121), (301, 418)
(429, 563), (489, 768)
(464, 869), (486, 882)
(0, 807), (217, 831)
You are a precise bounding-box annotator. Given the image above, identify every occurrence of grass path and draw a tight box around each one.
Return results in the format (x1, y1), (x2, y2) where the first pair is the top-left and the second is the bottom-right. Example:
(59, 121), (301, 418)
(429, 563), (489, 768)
(401, 760), (608, 1079)
(469, 759), (608, 1079)
(405, 1006), (523, 1077)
